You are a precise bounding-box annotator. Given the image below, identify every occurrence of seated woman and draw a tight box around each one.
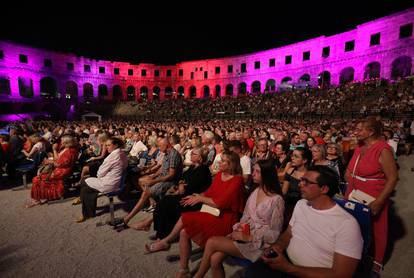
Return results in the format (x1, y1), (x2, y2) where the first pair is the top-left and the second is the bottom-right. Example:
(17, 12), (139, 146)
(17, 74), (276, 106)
(193, 159), (285, 278)
(26, 135), (79, 207)
(282, 147), (311, 226)
(144, 151), (244, 278)
(74, 133), (109, 187)
(326, 142), (346, 182)
(311, 144), (339, 175)
(150, 147), (211, 236)
(21, 134), (46, 161)
(76, 137), (128, 222)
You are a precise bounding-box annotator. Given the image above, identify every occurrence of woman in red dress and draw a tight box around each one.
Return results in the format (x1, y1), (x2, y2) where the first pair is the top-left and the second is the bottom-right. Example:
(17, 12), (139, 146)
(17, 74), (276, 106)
(145, 151), (244, 278)
(27, 135), (79, 207)
(345, 117), (398, 275)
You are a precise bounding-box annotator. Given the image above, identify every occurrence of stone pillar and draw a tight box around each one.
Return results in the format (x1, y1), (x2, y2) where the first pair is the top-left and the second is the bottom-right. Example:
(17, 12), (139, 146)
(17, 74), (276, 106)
(32, 76), (41, 98)
(159, 89), (165, 101)
(9, 75), (20, 99)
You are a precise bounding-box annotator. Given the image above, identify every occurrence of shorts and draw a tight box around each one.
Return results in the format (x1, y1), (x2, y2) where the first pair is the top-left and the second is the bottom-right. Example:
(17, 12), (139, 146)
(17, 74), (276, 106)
(149, 181), (174, 200)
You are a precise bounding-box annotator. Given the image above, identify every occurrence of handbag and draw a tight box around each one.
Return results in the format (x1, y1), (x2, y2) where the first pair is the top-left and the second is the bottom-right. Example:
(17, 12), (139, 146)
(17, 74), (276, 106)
(200, 204), (221, 217)
(348, 189), (376, 205)
(349, 154), (376, 205)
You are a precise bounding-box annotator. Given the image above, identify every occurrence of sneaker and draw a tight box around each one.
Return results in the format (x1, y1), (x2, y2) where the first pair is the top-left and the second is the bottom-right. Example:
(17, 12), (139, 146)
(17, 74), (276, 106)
(146, 205), (155, 213)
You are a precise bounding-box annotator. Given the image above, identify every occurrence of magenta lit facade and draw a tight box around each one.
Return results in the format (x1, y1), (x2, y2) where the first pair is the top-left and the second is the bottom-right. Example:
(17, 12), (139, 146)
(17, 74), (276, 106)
(0, 8), (413, 102)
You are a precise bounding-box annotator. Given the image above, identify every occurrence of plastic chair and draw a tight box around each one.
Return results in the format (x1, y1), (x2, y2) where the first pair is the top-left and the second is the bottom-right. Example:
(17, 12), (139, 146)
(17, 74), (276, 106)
(97, 171), (127, 226)
(13, 151), (48, 191)
(333, 195), (372, 255)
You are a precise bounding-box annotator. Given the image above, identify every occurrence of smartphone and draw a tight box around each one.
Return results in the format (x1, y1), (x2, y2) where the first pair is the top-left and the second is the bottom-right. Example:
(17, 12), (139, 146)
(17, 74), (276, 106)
(264, 249), (278, 258)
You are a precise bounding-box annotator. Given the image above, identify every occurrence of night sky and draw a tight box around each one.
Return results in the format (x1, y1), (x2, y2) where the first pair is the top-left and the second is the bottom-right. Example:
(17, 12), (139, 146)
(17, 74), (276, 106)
(1, 2), (412, 65)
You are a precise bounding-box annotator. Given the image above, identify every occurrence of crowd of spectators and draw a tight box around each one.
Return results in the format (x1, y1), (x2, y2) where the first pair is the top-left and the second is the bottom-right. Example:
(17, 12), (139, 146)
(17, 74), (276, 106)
(112, 77), (414, 121)
(0, 77), (409, 277)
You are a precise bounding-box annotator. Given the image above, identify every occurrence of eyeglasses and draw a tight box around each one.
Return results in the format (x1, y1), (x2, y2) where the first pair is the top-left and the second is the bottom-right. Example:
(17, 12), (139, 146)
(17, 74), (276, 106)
(300, 177), (319, 186)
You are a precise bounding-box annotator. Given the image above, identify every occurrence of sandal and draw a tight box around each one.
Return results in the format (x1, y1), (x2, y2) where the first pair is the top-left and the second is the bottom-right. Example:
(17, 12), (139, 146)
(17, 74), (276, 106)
(25, 200), (40, 208)
(144, 241), (170, 254)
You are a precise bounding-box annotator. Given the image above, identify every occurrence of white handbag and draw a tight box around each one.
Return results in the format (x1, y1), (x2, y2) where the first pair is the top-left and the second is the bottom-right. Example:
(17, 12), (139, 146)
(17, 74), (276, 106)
(200, 204), (221, 217)
(348, 189), (376, 205)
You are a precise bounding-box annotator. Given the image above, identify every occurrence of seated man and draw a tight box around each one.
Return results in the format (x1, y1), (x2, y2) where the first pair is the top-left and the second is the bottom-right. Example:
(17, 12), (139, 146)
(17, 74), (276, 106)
(245, 165), (363, 278)
(123, 137), (182, 229)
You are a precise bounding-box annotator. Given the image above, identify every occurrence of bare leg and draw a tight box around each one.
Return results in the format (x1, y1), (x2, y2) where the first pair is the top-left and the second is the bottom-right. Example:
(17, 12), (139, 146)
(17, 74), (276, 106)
(193, 236), (243, 278)
(210, 252), (227, 278)
(129, 215), (154, 230)
(177, 228), (192, 277)
(124, 189), (151, 224)
(161, 217), (183, 244)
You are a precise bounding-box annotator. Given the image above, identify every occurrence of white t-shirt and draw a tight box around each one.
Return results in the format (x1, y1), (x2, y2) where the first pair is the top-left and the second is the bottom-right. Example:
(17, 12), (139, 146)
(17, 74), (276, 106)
(287, 199), (363, 268)
(129, 141), (148, 157)
(240, 155), (251, 175)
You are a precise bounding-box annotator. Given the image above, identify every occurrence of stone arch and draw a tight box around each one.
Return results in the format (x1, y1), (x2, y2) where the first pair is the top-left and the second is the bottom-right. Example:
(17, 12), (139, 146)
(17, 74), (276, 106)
(364, 62), (381, 80)
(238, 82), (247, 96)
(265, 79), (276, 93)
(339, 67), (355, 84)
(299, 74), (311, 83)
(65, 81), (78, 99)
(112, 85), (122, 101)
(203, 85), (210, 98)
(83, 83), (93, 100)
(0, 76), (11, 96)
(140, 86), (148, 99)
(281, 76), (293, 84)
(40, 76), (58, 98)
(215, 85), (221, 98)
(251, 80), (261, 94)
(127, 85), (136, 101)
(391, 56), (412, 80)
(189, 86), (197, 98)
(318, 71), (331, 88)
(153, 86), (161, 101)
(177, 86), (184, 99)
(225, 84), (233, 96)
(165, 86), (173, 99)
(98, 84), (108, 100)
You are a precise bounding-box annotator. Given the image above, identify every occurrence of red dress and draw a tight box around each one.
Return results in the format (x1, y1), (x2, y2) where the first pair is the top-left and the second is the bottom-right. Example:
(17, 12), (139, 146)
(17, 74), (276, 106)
(345, 140), (391, 264)
(31, 147), (78, 201)
(181, 172), (245, 247)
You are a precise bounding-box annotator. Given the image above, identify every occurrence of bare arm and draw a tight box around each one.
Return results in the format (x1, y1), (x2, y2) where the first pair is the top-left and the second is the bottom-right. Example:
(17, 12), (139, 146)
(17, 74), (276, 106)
(370, 148), (398, 215)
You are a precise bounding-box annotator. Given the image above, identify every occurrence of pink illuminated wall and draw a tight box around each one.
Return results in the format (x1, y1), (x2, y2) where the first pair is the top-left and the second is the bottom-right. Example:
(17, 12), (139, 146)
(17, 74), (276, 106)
(0, 8), (413, 102)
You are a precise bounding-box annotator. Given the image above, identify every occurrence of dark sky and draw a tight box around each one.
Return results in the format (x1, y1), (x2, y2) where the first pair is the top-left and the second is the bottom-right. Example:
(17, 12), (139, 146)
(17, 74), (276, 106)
(1, 2), (412, 65)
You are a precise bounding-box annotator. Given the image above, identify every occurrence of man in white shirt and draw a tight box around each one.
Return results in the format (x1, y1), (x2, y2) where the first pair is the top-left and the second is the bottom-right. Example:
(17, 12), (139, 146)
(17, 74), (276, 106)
(245, 165), (363, 278)
(228, 140), (251, 186)
(129, 133), (148, 158)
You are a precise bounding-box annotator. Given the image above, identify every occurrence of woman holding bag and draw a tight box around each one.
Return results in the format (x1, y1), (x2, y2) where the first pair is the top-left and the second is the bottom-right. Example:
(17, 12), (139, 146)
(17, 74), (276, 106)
(345, 117), (398, 275)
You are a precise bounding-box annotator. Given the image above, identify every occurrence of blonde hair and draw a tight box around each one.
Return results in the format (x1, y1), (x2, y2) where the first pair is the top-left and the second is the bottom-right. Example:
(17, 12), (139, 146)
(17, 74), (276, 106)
(222, 151), (242, 175)
(61, 135), (78, 148)
(147, 135), (158, 147)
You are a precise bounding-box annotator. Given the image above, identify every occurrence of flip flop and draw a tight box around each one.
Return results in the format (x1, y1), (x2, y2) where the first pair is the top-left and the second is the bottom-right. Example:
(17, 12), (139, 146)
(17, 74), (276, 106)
(144, 241), (170, 254)
(25, 200), (40, 208)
